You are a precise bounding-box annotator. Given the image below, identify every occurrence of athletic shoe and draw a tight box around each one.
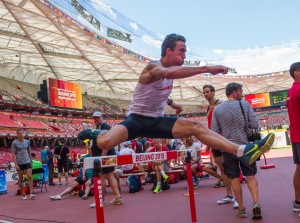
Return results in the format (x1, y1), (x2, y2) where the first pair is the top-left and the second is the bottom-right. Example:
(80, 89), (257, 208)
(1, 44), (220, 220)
(30, 193), (36, 199)
(49, 195), (61, 200)
(77, 128), (101, 140)
(90, 200), (106, 208)
(82, 194), (88, 200)
(22, 195), (27, 200)
(153, 185), (162, 194)
(163, 175), (169, 182)
(293, 201), (300, 212)
(193, 181), (199, 188)
(238, 208), (248, 218)
(217, 196), (235, 204)
(240, 133), (275, 165)
(66, 182), (70, 186)
(110, 197), (123, 205)
(58, 183), (62, 186)
(233, 201), (239, 209)
(252, 203), (262, 219)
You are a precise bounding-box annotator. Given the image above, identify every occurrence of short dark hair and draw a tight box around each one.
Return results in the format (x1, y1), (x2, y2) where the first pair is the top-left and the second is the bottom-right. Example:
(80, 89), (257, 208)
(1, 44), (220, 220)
(161, 34), (186, 57)
(203, 84), (215, 92)
(290, 62), (300, 79)
(31, 153), (36, 158)
(225, 82), (243, 97)
(16, 128), (24, 134)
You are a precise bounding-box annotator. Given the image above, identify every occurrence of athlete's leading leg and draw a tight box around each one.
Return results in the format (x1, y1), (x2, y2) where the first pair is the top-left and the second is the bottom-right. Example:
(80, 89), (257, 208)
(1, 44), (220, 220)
(172, 118), (275, 165)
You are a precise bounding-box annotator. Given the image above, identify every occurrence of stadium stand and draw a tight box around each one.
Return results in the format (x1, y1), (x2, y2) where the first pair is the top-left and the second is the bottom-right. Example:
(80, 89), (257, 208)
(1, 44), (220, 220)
(0, 75), (292, 166)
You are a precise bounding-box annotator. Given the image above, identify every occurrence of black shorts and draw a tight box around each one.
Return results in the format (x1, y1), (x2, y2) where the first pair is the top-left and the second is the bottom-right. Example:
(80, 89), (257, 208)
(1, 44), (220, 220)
(18, 163), (31, 171)
(75, 177), (93, 186)
(119, 114), (178, 140)
(57, 159), (69, 173)
(292, 143), (300, 164)
(101, 166), (115, 174)
(212, 149), (222, 158)
(222, 152), (257, 179)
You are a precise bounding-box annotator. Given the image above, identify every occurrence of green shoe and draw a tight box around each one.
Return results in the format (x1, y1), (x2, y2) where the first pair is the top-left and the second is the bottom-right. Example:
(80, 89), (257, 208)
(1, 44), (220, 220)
(153, 185), (162, 194)
(240, 133), (275, 165)
(163, 175), (169, 182)
(77, 128), (101, 140)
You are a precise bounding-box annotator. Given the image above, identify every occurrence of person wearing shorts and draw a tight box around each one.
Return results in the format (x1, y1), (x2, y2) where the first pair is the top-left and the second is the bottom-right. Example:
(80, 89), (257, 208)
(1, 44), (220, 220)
(54, 140), (70, 186)
(211, 82), (262, 219)
(49, 156), (93, 201)
(89, 111), (122, 207)
(78, 34), (275, 203)
(88, 34), (274, 169)
(287, 62), (300, 214)
(11, 129), (35, 200)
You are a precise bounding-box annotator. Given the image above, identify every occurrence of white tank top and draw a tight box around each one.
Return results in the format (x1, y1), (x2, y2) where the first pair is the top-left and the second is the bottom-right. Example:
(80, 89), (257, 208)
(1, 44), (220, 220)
(127, 78), (173, 117)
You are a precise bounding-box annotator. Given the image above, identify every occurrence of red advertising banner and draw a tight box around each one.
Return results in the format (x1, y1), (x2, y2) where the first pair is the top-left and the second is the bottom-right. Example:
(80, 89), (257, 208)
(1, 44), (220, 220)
(49, 78), (83, 109)
(245, 93), (270, 108)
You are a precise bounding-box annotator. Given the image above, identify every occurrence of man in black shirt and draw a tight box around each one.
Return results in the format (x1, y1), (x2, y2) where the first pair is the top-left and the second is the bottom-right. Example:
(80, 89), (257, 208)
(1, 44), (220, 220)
(88, 111), (123, 207)
(54, 140), (70, 186)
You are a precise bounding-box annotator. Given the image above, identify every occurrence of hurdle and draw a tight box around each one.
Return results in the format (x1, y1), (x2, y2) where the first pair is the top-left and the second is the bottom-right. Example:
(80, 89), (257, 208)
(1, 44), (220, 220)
(84, 150), (198, 223)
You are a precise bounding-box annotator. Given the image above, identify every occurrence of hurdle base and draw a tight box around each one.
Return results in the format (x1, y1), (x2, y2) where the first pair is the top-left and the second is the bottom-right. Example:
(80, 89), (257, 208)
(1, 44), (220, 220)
(260, 164), (275, 169)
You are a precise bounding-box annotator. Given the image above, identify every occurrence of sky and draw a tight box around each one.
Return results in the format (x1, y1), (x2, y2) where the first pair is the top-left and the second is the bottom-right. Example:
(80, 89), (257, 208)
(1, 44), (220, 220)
(50, 0), (300, 74)
(101, 0), (300, 50)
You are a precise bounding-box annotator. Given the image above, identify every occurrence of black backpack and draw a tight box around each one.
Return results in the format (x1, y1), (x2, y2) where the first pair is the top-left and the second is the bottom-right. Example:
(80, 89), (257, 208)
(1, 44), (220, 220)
(151, 176), (170, 191)
(126, 175), (142, 193)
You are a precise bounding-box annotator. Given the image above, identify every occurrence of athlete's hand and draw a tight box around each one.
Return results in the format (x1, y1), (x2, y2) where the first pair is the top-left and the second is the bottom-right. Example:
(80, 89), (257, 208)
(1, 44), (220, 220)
(207, 66), (228, 75)
(175, 105), (183, 114)
(170, 102), (183, 114)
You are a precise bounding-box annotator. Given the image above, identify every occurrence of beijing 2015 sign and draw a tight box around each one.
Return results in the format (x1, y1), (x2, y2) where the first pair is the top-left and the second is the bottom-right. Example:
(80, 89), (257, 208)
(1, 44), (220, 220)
(133, 152), (167, 163)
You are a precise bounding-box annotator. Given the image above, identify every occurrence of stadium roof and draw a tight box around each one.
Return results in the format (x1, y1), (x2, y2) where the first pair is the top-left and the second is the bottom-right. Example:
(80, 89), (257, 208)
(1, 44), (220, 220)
(0, 0), (297, 105)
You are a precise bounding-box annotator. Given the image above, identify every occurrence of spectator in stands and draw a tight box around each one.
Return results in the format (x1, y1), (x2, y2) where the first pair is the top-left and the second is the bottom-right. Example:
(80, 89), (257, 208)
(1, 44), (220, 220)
(211, 82), (262, 219)
(114, 141), (141, 190)
(287, 62), (300, 214)
(180, 137), (202, 188)
(149, 138), (169, 193)
(79, 34), (274, 193)
(47, 146), (55, 186)
(203, 84), (235, 206)
(68, 150), (78, 174)
(40, 146), (47, 165)
(120, 141), (139, 173)
(161, 138), (171, 150)
(11, 128), (35, 200)
(89, 112), (122, 207)
(202, 155), (223, 188)
(135, 138), (144, 153)
(31, 153), (42, 181)
(49, 155), (93, 201)
(54, 140), (70, 186)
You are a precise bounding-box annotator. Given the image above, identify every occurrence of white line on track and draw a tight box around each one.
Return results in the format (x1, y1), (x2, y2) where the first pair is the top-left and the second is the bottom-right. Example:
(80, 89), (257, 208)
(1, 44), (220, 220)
(0, 220), (15, 223)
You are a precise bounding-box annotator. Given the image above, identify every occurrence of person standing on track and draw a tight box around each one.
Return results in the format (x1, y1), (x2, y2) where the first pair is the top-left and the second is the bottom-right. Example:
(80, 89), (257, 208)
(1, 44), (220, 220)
(287, 62), (300, 215)
(11, 129), (35, 200)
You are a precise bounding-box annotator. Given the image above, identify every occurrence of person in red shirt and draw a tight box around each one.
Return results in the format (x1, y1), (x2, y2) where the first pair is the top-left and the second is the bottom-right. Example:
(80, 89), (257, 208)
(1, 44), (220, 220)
(287, 62), (300, 213)
(148, 138), (169, 193)
(70, 150), (78, 163)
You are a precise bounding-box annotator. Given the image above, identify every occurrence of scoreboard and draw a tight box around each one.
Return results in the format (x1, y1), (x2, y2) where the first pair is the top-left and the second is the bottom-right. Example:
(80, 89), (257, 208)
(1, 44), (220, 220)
(245, 93), (270, 108)
(269, 90), (288, 106)
(245, 89), (288, 108)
